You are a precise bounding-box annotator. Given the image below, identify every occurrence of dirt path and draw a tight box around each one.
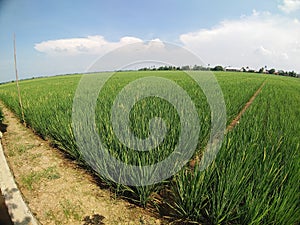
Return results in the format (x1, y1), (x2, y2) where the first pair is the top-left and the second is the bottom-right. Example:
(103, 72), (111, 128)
(189, 80), (267, 169)
(0, 104), (162, 225)
(226, 80), (266, 132)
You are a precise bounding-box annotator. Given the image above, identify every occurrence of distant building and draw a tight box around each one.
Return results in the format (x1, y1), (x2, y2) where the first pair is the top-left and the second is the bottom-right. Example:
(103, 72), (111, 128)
(224, 66), (243, 72)
(241, 67), (257, 73)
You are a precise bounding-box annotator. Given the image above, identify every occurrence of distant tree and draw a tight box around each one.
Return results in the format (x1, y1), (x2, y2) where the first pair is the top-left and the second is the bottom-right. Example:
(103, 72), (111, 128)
(181, 65), (190, 70)
(192, 65), (209, 71)
(138, 67), (148, 71)
(288, 71), (296, 77)
(268, 68), (276, 74)
(157, 66), (166, 70)
(278, 70), (286, 76)
(192, 65), (200, 70)
(212, 65), (224, 71)
(258, 67), (265, 73)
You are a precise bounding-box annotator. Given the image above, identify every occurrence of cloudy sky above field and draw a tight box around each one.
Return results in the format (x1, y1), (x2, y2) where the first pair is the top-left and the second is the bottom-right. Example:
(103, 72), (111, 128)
(0, 0), (300, 82)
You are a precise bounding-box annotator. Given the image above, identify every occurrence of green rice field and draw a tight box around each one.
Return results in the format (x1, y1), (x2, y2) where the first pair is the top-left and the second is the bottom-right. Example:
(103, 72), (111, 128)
(0, 71), (299, 224)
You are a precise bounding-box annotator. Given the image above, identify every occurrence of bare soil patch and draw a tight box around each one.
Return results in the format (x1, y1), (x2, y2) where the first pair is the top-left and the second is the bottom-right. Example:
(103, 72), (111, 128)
(0, 104), (163, 225)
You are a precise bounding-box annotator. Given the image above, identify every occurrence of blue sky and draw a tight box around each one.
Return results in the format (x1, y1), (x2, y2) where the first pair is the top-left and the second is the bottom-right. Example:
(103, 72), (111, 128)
(0, 0), (300, 82)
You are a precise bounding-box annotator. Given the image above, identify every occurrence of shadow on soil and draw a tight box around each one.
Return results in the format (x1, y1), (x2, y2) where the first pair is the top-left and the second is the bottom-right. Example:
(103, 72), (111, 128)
(0, 188), (13, 225)
(0, 122), (7, 133)
(2, 188), (33, 225)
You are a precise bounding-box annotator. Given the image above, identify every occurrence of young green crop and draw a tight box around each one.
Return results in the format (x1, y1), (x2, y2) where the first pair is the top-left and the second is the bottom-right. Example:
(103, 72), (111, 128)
(0, 71), (299, 224)
(171, 74), (300, 224)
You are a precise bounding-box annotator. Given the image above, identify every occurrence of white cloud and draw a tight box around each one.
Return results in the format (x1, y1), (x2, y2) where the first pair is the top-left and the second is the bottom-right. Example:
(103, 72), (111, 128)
(34, 37), (176, 73)
(254, 46), (273, 56)
(278, 0), (300, 13)
(86, 39), (202, 72)
(180, 11), (300, 72)
(34, 36), (143, 56)
(33, 11), (300, 75)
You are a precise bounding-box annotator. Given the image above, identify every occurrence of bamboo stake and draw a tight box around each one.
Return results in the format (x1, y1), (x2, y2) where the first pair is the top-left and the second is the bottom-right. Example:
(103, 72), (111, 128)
(13, 33), (26, 126)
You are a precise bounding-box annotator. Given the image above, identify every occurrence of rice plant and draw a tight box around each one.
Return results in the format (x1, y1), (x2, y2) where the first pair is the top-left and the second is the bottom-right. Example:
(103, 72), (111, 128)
(171, 75), (300, 224)
(0, 71), (299, 223)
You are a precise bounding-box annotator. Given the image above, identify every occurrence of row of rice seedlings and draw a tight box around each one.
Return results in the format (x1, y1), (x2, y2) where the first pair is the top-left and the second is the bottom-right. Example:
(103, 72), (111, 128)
(0, 71), (293, 215)
(0, 72), (210, 206)
(0, 72), (261, 208)
(81, 71), (212, 206)
(214, 71), (268, 122)
(171, 75), (300, 224)
(0, 76), (81, 158)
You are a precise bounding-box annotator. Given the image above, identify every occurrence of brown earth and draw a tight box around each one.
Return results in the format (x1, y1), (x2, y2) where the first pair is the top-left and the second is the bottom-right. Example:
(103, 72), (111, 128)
(0, 104), (163, 225)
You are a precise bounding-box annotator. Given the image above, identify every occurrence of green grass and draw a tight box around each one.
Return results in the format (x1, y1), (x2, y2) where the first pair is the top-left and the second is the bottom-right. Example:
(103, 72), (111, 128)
(0, 71), (299, 224)
(21, 166), (61, 190)
(59, 199), (83, 221)
(44, 200), (83, 224)
(8, 143), (36, 156)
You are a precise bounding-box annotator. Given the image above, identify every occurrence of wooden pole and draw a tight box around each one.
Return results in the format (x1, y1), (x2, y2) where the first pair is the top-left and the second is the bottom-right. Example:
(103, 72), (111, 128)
(13, 33), (26, 126)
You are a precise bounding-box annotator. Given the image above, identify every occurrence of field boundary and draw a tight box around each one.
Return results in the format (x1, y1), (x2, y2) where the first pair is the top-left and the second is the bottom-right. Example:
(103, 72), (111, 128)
(226, 80), (266, 133)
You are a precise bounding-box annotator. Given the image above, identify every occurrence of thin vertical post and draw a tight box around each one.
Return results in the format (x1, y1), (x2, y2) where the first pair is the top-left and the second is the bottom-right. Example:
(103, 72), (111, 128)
(13, 33), (26, 126)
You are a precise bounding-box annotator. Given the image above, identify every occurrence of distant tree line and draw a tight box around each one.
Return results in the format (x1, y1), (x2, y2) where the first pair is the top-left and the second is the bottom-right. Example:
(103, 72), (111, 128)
(138, 65), (299, 78)
(139, 66), (181, 71)
(138, 65), (211, 71)
(257, 67), (298, 77)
